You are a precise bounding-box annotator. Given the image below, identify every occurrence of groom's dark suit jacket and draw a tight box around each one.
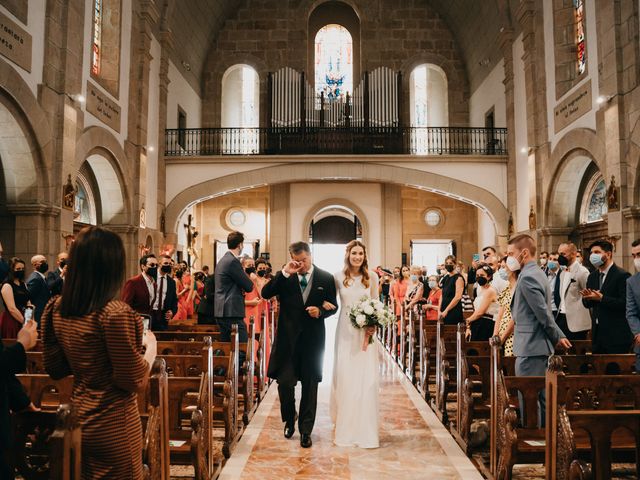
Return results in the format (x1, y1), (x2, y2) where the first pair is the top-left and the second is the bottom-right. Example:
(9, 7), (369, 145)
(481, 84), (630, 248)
(262, 266), (337, 382)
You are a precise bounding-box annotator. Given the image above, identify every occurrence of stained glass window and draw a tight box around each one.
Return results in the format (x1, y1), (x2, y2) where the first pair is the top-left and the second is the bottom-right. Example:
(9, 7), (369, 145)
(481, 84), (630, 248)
(91, 0), (102, 76)
(584, 177), (607, 223)
(314, 24), (353, 101)
(574, 0), (586, 75)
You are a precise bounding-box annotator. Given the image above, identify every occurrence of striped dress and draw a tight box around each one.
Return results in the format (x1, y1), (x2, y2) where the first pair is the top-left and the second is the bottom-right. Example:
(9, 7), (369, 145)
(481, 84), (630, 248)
(41, 298), (149, 480)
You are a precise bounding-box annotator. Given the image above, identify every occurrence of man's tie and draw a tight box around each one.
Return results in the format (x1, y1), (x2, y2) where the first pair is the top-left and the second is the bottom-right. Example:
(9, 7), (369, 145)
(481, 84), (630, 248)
(598, 272), (605, 290)
(299, 273), (308, 292)
(158, 276), (165, 310)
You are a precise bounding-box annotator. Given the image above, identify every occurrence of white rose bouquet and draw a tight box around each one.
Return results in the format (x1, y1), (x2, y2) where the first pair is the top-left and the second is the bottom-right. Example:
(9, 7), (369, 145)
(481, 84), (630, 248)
(349, 296), (394, 351)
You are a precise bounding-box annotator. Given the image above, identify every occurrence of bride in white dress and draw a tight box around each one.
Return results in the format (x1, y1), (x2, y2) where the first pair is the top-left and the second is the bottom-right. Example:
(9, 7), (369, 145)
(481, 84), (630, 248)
(330, 240), (380, 448)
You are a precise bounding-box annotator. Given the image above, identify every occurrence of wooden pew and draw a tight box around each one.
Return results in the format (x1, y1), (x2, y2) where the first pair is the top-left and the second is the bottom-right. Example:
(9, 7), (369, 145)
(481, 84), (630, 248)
(167, 324), (220, 333)
(140, 358), (170, 480)
(545, 355), (640, 480)
(431, 322), (459, 424)
(155, 331), (222, 343)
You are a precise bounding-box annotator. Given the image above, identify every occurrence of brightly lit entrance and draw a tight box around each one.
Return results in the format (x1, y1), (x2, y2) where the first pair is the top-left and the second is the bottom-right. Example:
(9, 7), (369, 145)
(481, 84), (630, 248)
(410, 240), (453, 275)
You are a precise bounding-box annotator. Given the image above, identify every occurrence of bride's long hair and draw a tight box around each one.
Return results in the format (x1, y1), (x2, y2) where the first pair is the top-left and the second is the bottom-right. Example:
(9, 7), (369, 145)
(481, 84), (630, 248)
(342, 240), (370, 288)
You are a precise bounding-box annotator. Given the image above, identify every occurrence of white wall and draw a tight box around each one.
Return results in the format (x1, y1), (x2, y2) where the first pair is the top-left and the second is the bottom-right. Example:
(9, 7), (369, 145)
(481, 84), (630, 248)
(81, 0), (132, 145)
(167, 60), (201, 129)
(513, 33), (530, 232)
(469, 59), (506, 128)
(145, 34), (161, 229)
(289, 183), (382, 267)
(543, 0), (599, 150)
(477, 208), (497, 251)
(0, 1), (45, 97)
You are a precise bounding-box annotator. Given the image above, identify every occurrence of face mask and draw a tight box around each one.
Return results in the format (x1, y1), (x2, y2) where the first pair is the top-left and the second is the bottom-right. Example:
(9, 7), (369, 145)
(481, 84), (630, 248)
(635, 258), (640, 272)
(393, 273), (399, 279)
(444, 264), (454, 273)
(161, 265), (172, 274)
(257, 270), (266, 277)
(245, 267), (256, 275)
(60, 259), (67, 268)
(14, 270), (25, 281)
(576, 257), (583, 264)
(477, 277), (488, 286)
(410, 274), (418, 282)
(540, 258), (547, 266)
(38, 262), (48, 273)
(547, 261), (558, 271)
(557, 255), (569, 267)
(590, 253), (605, 268)
(428, 281), (437, 289)
(506, 255), (521, 272)
(146, 267), (158, 280)
(498, 268), (508, 281)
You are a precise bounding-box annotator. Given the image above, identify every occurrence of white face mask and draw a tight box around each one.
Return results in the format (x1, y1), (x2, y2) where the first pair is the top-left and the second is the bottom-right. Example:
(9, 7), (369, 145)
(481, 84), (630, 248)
(634, 258), (640, 272)
(506, 255), (521, 272)
(539, 258), (547, 266)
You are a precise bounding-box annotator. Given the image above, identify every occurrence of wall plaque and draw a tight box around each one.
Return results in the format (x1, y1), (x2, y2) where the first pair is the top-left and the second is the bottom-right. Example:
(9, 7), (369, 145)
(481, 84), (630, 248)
(0, 11), (32, 72)
(86, 80), (121, 132)
(554, 79), (592, 133)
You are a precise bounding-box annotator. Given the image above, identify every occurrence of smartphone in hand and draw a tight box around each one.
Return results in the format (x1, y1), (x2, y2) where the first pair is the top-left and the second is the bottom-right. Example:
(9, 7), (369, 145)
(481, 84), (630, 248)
(472, 253), (481, 262)
(24, 306), (34, 324)
(140, 314), (151, 333)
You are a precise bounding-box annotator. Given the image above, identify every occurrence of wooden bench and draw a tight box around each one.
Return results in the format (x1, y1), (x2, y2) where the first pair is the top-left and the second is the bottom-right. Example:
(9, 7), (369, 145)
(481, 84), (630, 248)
(155, 331), (223, 342)
(545, 355), (640, 480)
(431, 322), (459, 424)
(167, 324), (220, 333)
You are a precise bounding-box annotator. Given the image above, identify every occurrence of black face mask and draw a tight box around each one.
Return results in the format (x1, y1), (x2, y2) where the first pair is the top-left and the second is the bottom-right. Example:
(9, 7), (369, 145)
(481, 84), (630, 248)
(161, 265), (172, 274)
(557, 255), (569, 267)
(59, 259), (67, 269)
(257, 270), (266, 277)
(245, 267), (256, 275)
(38, 262), (48, 273)
(477, 277), (489, 286)
(444, 264), (454, 273)
(146, 267), (158, 280)
(14, 270), (25, 281)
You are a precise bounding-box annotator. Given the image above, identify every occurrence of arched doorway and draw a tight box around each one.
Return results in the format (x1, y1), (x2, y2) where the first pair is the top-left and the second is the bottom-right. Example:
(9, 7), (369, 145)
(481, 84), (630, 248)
(308, 204), (361, 274)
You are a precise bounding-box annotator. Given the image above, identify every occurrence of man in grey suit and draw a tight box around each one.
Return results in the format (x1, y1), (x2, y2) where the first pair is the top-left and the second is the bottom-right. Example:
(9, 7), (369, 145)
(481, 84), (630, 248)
(507, 234), (571, 427)
(214, 231), (254, 348)
(626, 239), (640, 372)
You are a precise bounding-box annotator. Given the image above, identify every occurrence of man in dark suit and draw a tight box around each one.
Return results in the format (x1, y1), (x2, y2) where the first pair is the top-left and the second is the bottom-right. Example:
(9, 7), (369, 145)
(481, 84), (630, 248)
(261, 241), (338, 448)
(46, 251), (68, 297)
(546, 252), (562, 317)
(26, 254), (50, 325)
(214, 231), (254, 345)
(581, 239), (632, 354)
(0, 242), (9, 284)
(197, 271), (215, 324)
(626, 238), (640, 372)
(122, 254), (158, 316)
(152, 255), (178, 330)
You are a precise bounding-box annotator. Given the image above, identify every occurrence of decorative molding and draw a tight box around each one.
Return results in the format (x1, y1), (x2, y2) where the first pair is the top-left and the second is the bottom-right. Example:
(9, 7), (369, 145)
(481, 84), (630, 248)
(6, 203), (60, 217)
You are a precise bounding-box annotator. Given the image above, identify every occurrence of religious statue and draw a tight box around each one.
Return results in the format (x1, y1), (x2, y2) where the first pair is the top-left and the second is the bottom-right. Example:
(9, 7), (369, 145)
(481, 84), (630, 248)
(607, 175), (619, 211)
(62, 174), (75, 210)
(528, 205), (536, 230)
(139, 204), (146, 229)
(160, 209), (166, 234)
(508, 211), (515, 237)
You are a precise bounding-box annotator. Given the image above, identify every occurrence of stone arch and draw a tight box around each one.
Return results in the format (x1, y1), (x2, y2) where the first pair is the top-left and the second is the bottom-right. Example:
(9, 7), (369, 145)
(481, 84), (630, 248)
(546, 128), (606, 227)
(302, 198), (370, 246)
(75, 126), (131, 225)
(166, 163), (508, 240)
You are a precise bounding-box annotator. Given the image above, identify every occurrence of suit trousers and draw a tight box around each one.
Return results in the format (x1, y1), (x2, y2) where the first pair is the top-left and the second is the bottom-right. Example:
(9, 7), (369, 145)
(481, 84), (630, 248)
(151, 309), (167, 331)
(276, 357), (318, 435)
(515, 355), (548, 428)
(555, 313), (588, 341)
(216, 317), (248, 364)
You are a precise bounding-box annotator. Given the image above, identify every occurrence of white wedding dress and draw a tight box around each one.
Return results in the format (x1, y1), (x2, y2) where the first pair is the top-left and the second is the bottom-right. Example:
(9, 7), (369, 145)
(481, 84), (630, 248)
(330, 270), (380, 448)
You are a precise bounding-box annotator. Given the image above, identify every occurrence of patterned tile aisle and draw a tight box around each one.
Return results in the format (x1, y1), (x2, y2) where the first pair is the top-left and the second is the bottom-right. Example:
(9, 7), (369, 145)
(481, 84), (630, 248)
(220, 344), (483, 480)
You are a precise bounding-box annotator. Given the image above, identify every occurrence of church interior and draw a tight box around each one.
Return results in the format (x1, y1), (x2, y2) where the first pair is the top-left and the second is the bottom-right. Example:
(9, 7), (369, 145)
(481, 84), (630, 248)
(1, 0), (640, 479)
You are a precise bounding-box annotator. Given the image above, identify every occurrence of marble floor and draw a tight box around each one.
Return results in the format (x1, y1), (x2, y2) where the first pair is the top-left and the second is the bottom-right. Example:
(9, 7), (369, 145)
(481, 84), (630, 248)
(219, 343), (483, 480)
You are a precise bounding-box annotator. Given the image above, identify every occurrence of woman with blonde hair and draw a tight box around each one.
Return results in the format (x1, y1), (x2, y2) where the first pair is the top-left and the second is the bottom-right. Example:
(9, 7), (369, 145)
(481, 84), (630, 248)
(330, 240), (380, 448)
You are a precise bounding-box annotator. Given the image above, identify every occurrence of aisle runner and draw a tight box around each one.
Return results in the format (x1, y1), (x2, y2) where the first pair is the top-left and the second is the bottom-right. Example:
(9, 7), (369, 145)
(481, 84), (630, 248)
(220, 345), (483, 479)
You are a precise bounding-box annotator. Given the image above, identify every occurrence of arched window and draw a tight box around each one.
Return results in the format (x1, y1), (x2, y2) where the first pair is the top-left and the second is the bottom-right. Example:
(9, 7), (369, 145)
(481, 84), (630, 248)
(221, 64), (259, 153)
(314, 24), (353, 101)
(74, 173), (97, 226)
(410, 64), (448, 153)
(580, 175), (607, 223)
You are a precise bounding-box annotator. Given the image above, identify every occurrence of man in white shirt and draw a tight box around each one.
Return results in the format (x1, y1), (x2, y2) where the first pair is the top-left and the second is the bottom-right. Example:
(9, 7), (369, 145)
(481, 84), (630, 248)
(556, 242), (590, 340)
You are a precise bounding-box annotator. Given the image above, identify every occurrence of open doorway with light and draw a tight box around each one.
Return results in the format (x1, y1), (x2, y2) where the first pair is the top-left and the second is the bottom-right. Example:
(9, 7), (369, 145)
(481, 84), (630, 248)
(410, 240), (453, 275)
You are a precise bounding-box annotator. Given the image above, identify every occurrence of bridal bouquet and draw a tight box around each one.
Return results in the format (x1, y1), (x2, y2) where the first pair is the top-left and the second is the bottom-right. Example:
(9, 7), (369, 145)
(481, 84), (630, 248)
(349, 296), (395, 351)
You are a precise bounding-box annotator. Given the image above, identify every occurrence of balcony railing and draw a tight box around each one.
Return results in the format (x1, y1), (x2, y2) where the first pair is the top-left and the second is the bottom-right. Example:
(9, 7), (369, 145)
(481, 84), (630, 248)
(164, 127), (508, 157)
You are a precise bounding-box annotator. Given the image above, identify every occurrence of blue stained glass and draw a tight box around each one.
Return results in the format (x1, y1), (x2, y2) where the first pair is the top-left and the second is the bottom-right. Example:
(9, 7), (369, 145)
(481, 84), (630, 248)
(315, 25), (353, 101)
(586, 178), (607, 223)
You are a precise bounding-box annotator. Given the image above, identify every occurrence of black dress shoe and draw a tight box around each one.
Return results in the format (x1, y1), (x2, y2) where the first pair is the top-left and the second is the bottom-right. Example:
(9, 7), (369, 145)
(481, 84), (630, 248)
(300, 433), (312, 448)
(284, 414), (297, 439)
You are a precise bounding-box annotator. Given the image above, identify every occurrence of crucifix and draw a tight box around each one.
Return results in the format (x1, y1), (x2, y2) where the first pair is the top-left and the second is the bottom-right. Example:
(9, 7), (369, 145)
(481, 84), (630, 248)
(183, 214), (198, 268)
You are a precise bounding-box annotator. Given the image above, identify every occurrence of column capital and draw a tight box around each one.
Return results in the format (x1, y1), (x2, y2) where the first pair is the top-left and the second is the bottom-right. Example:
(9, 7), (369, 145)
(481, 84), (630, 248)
(7, 203), (60, 217)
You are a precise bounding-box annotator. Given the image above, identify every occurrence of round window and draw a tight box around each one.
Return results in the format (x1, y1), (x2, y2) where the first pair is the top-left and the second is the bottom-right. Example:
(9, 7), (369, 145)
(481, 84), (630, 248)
(424, 209), (442, 227)
(228, 209), (246, 227)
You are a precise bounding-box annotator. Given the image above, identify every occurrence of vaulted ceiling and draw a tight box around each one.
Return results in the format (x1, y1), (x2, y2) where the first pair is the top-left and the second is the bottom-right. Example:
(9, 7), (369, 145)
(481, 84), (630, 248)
(163, 0), (519, 95)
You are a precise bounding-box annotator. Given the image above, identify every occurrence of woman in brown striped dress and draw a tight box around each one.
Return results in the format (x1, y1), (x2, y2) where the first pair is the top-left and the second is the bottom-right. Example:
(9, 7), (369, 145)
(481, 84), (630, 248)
(41, 226), (157, 479)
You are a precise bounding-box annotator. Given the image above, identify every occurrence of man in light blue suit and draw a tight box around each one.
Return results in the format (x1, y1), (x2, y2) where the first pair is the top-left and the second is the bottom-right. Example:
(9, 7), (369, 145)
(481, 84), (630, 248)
(626, 239), (640, 372)
(507, 234), (572, 427)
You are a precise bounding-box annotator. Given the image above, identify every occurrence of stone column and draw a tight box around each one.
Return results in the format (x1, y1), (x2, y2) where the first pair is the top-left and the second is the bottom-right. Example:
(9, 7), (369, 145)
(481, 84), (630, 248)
(109, 224), (140, 276)
(269, 183), (290, 269)
(8, 205), (60, 261)
(381, 183), (402, 267)
(156, 28), (173, 247)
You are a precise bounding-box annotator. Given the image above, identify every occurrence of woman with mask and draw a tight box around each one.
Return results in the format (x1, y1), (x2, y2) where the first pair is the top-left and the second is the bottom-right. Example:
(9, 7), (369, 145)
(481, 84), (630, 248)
(390, 265), (410, 317)
(424, 275), (442, 321)
(464, 266), (499, 341)
(0, 258), (32, 338)
(492, 257), (516, 356)
(404, 266), (425, 314)
(172, 266), (190, 321)
(178, 261), (194, 318)
(439, 255), (464, 324)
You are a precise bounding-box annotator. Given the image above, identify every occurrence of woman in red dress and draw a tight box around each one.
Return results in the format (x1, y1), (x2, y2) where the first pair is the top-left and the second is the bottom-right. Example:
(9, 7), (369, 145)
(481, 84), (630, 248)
(0, 257), (31, 338)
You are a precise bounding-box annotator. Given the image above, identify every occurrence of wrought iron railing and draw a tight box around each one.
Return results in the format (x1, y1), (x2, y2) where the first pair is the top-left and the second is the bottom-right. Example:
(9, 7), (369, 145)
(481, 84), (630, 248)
(164, 127), (508, 157)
